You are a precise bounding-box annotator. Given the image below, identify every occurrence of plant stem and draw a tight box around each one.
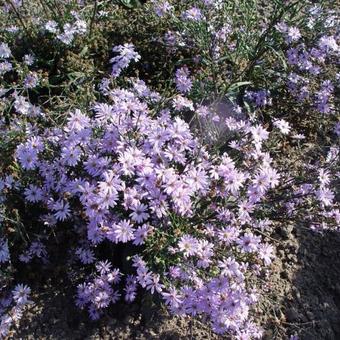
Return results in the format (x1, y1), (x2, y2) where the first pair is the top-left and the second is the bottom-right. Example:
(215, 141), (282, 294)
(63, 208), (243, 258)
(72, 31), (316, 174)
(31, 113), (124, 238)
(8, 0), (33, 40)
(52, 0), (63, 17)
(232, 0), (300, 85)
(89, 0), (98, 39)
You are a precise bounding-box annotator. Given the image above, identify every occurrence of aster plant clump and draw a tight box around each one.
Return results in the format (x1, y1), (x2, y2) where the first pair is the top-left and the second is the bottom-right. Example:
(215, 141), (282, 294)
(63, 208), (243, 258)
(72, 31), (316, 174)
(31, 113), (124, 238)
(2, 44), (338, 336)
(0, 0), (339, 339)
(10, 69), (283, 336)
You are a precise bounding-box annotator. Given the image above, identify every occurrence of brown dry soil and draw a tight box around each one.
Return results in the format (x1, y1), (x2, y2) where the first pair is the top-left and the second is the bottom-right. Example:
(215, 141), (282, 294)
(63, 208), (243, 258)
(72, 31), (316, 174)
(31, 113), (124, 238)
(8, 225), (340, 340)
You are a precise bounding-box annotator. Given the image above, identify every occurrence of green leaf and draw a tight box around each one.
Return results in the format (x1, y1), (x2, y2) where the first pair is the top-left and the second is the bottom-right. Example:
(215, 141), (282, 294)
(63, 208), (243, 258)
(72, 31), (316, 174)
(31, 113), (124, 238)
(267, 45), (288, 71)
(227, 81), (252, 93)
(79, 45), (89, 57)
(114, 0), (142, 8)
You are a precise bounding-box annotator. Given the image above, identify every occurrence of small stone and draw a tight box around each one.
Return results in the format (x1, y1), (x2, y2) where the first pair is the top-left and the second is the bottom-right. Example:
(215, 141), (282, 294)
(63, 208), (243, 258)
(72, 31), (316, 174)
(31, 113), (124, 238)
(149, 330), (157, 337)
(263, 329), (274, 340)
(278, 249), (285, 258)
(281, 269), (293, 281)
(286, 308), (300, 322)
(287, 254), (297, 263)
(306, 311), (314, 321)
(123, 316), (134, 325)
(278, 225), (294, 239)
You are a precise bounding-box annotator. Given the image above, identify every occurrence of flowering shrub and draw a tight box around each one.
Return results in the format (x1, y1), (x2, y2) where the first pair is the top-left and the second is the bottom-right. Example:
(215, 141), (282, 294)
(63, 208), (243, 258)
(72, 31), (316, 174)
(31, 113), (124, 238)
(11, 76), (283, 336)
(0, 0), (339, 338)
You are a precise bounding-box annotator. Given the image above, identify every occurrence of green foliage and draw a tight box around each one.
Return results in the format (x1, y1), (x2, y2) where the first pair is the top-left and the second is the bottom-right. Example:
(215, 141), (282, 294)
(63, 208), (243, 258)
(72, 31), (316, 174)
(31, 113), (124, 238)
(114, 0), (142, 9)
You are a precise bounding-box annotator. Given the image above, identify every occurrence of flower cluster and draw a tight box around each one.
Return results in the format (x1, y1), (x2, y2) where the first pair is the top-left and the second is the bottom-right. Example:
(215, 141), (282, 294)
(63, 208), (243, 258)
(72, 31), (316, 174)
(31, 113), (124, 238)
(9, 65), (287, 336)
(0, 42), (12, 76)
(43, 13), (87, 45)
(76, 261), (122, 320)
(110, 44), (141, 78)
(277, 22), (339, 114)
(175, 66), (193, 94)
(0, 285), (31, 338)
(0, 1), (339, 339)
(46, 14), (87, 45)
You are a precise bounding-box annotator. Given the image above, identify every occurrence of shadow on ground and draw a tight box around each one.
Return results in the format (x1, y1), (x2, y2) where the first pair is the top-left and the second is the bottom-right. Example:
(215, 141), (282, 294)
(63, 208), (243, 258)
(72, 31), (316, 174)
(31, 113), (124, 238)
(12, 226), (340, 340)
(263, 225), (340, 340)
(285, 228), (340, 339)
(13, 283), (217, 340)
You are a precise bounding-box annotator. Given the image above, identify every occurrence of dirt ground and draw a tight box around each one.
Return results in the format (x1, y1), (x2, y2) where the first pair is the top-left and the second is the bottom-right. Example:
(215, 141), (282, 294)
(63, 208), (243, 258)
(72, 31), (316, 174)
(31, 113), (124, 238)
(8, 224), (340, 340)
(11, 290), (219, 340)
(262, 225), (340, 340)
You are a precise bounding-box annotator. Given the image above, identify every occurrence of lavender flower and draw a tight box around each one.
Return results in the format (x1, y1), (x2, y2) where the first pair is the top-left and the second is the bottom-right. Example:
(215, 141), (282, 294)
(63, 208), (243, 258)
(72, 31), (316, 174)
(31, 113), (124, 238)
(0, 238), (10, 263)
(0, 43), (11, 59)
(12, 285), (30, 305)
(182, 7), (203, 22)
(110, 44), (141, 78)
(175, 66), (193, 94)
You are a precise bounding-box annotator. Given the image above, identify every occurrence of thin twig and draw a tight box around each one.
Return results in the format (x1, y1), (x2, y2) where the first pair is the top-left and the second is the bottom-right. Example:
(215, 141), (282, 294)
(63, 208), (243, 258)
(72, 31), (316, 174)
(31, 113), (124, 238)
(89, 0), (98, 39)
(8, 0), (32, 40)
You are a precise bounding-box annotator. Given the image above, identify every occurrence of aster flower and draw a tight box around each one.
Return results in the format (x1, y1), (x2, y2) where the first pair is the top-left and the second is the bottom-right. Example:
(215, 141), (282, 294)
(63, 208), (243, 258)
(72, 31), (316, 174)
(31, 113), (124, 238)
(318, 169), (331, 187)
(162, 286), (183, 308)
(182, 7), (203, 21)
(53, 200), (71, 221)
(23, 73), (39, 89)
(66, 109), (91, 131)
(14, 95), (31, 115)
(316, 188), (334, 206)
(0, 238), (10, 263)
(178, 235), (198, 257)
(94, 291), (110, 309)
(24, 185), (43, 203)
(0, 61), (12, 75)
(175, 66), (193, 94)
(172, 95), (194, 111)
(217, 226), (239, 245)
(7, 30), (336, 337)
(76, 247), (95, 264)
(333, 122), (340, 136)
(45, 20), (59, 33)
(12, 284), (31, 305)
(258, 243), (274, 265)
(0, 42), (11, 58)
(93, 103), (115, 123)
(287, 27), (301, 42)
(250, 125), (269, 144)
(108, 269), (122, 284)
(112, 220), (135, 243)
(130, 203), (149, 224)
(125, 282), (137, 302)
(224, 169), (246, 194)
(61, 146), (82, 166)
(237, 233), (261, 253)
(136, 266), (153, 288)
(16, 148), (38, 170)
(110, 43), (141, 78)
(153, 0), (173, 17)
(96, 260), (112, 275)
(57, 23), (76, 44)
(23, 54), (35, 65)
(273, 119), (291, 135)
(318, 35), (338, 53)
(186, 167), (209, 193)
(146, 274), (164, 294)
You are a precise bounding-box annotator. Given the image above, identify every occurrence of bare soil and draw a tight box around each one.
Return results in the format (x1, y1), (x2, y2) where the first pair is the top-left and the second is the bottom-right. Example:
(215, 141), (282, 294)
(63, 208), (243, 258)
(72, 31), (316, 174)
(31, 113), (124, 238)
(8, 225), (340, 340)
